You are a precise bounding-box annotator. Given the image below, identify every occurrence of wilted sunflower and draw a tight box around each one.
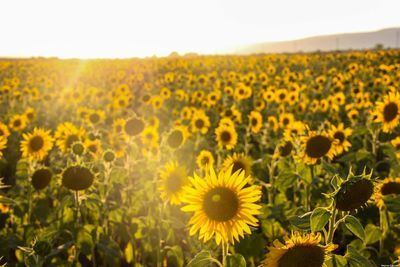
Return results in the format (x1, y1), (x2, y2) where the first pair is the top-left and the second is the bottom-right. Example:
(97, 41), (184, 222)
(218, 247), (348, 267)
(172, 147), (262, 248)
(374, 177), (400, 210)
(31, 168), (52, 190)
(20, 128), (54, 161)
(248, 111), (263, 134)
(299, 131), (336, 165)
(215, 124), (238, 150)
(375, 91), (400, 132)
(263, 232), (336, 267)
(124, 117), (145, 137)
(62, 165), (94, 191)
(9, 114), (28, 132)
(196, 150), (215, 171)
(334, 171), (374, 212)
(328, 123), (352, 155)
(158, 161), (189, 205)
(222, 153), (252, 177)
(181, 166), (262, 245)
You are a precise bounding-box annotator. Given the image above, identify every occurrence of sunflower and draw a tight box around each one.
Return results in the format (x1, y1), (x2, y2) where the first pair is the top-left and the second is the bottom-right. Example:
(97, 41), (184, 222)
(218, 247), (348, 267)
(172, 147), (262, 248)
(248, 111), (263, 134)
(0, 137), (6, 159)
(222, 153), (252, 177)
(31, 168), (52, 190)
(9, 114), (28, 132)
(279, 113), (294, 129)
(374, 177), (400, 210)
(20, 128), (54, 161)
(328, 123), (352, 155)
(56, 126), (86, 153)
(191, 111), (210, 134)
(267, 116), (279, 132)
(141, 126), (159, 145)
(124, 117), (145, 137)
(196, 150), (215, 171)
(375, 91), (400, 132)
(391, 137), (400, 159)
(334, 172), (374, 212)
(0, 122), (10, 140)
(62, 165), (94, 191)
(274, 141), (294, 159)
(215, 124), (238, 150)
(263, 232), (337, 267)
(158, 161), (189, 205)
(181, 166), (262, 245)
(299, 131), (336, 165)
(24, 107), (36, 122)
(84, 139), (103, 158)
(86, 109), (105, 125)
(166, 126), (189, 149)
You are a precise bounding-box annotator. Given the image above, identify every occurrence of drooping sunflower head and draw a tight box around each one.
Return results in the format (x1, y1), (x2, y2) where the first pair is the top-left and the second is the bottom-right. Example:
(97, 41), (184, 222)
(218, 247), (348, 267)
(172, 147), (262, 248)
(299, 131), (336, 165)
(124, 117), (145, 137)
(158, 161), (189, 205)
(222, 153), (252, 178)
(62, 165), (94, 191)
(215, 124), (238, 150)
(196, 150), (215, 171)
(375, 91), (400, 132)
(20, 128), (54, 161)
(374, 177), (400, 210)
(31, 168), (52, 190)
(334, 170), (374, 212)
(181, 165), (262, 245)
(263, 232), (336, 267)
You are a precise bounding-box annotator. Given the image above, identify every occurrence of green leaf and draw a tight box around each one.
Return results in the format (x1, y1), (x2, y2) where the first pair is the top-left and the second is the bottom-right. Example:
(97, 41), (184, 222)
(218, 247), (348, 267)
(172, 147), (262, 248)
(275, 171), (298, 191)
(288, 212), (312, 230)
(345, 246), (373, 267)
(226, 253), (246, 267)
(355, 150), (373, 162)
(325, 254), (347, 267)
(165, 246), (184, 267)
(0, 195), (15, 205)
(310, 207), (331, 232)
(364, 224), (381, 245)
(76, 228), (94, 256)
(187, 250), (219, 267)
(344, 215), (365, 241)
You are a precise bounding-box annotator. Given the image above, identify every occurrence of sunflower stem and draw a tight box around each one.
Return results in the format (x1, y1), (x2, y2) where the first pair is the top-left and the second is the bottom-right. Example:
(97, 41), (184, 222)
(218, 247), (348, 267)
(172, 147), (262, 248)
(267, 161), (276, 205)
(326, 202), (337, 244)
(379, 208), (387, 256)
(221, 242), (226, 266)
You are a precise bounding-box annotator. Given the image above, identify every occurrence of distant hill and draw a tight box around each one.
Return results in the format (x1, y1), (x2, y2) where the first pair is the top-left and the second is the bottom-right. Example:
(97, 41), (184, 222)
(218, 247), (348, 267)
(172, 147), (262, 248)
(233, 28), (400, 54)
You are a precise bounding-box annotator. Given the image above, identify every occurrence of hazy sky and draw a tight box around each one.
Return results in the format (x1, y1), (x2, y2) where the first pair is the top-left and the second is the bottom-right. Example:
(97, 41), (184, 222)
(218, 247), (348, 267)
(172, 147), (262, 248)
(1, 0), (399, 58)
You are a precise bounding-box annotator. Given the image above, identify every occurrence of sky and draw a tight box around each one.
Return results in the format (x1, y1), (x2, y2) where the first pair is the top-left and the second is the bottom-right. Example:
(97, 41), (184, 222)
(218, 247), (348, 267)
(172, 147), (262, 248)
(0, 0), (399, 58)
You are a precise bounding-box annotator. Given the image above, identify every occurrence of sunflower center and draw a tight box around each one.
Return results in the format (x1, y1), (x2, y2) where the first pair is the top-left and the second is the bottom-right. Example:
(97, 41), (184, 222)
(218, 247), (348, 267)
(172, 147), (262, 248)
(278, 245), (325, 267)
(203, 187), (239, 221)
(381, 182), (400, 195)
(232, 160), (246, 174)
(251, 118), (258, 126)
(383, 102), (398, 122)
(201, 157), (210, 165)
(14, 119), (21, 127)
(66, 135), (79, 148)
(283, 118), (289, 125)
(305, 135), (331, 158)
(333, 131), (345, 143)
(195, 119), (205, 129)
(125, 118), (145, 136)
(336, 179), (374, 211)
(29, 136), (44, 151)
(279, 141), (293, 157)
(220, 131), (232, 143)
(90, 113), (100, 124)
(166, 173), (182, 192)
(0, 129), (3, 136)
(167, 130), (183, 148)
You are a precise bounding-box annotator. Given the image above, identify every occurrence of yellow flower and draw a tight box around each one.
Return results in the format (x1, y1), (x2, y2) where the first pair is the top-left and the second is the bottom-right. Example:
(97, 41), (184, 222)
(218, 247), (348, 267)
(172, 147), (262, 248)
(0, 122), (10, 140)
(196, 150), (215, 171)
(375, 91), (400, 132)
(215, 124), (238, 150)
(222, 153), (252, 177)
(0, 137), (6, 159)
(181, 165), (262, 245)
(299, 131), (336, 165)
(56, 126), (86, 154)
(20, 128), (54, 161)
(158, 161), (189, 205)
(191, 111), (210, 134)
(374, 177), (400, 210)
(263, 232), (337, 267)
(248, 111), (263, 134)
(9, 114), (28, 132)
(328, 123), (352, 155)
(141, 126), (159, 145)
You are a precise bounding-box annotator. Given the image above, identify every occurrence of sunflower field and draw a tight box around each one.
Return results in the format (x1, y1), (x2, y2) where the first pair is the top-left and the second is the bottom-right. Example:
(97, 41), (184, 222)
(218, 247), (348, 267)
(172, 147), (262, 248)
(0, 50), (400, 267)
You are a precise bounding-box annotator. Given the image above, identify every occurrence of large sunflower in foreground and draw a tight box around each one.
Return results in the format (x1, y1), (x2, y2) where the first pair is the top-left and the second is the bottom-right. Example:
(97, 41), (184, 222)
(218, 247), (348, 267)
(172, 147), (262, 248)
(263, 232), (336, 267)
(158, 161), (189, 205)
(181, 166), (262, 245)
(20, 128), (54, 161)
(299, 131), (336, 165)
(375, 91), (400, 132)
(374, 177), (400, 210)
